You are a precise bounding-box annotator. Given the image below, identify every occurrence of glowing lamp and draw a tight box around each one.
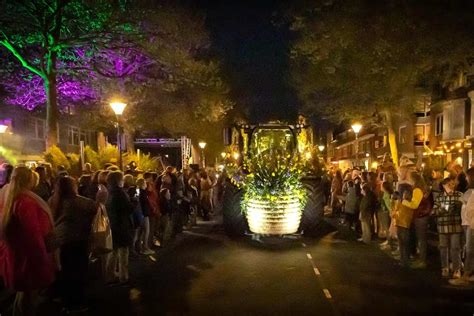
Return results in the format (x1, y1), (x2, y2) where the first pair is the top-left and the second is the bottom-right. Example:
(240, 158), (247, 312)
(198, 142), (207, 149)
(233, 152), (240, 160)
(371, 161), (378, 169)
(318, 145), (325, 152)
(110, 101), (127, 115)
(0, 124), (8, 134)
(305, 152), (312, 160)
(351, 123), (362, 134)
(221, 152), (226, 158)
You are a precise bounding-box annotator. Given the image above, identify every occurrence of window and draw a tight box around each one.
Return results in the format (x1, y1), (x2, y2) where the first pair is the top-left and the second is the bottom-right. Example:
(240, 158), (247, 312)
(68, 126), (80, 146)
(436, 114), (444, 136)
(399, 126), (407, 144)
(30, 118), (46, 140)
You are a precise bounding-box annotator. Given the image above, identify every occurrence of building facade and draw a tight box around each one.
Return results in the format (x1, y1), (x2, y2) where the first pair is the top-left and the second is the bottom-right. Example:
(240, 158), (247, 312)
(0, 104), (98, 163)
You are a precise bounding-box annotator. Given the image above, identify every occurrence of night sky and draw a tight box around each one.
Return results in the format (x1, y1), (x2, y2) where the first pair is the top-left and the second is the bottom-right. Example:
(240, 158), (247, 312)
(199, 0), (299, 123)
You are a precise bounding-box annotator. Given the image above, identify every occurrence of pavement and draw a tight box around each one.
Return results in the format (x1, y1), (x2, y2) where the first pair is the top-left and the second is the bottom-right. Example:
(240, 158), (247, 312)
(2, 215), (474, 316)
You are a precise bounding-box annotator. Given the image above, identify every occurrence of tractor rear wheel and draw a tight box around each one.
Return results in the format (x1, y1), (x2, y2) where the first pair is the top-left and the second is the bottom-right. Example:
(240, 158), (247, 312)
(222, 181), (248, 237)
(299, 175), (327, 237)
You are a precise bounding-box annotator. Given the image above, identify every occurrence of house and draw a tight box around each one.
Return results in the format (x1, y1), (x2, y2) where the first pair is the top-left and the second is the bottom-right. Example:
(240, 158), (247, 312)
(0, 104), (98, 164)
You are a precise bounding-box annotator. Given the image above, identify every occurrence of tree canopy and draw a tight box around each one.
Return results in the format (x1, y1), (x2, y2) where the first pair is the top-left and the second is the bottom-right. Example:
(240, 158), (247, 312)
(0, 0), (232, 154)
(288, 0), (474, 165)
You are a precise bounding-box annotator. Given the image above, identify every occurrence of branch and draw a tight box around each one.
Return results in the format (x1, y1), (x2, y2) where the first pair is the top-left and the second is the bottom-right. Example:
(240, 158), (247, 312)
(0, 34), (46, 79)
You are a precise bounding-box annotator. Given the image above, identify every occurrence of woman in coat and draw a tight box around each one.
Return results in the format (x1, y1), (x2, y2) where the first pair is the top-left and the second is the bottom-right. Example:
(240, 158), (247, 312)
(106, 171), (133, 284)
(0, 166), (56, 316)
(49, 176), (96, 313)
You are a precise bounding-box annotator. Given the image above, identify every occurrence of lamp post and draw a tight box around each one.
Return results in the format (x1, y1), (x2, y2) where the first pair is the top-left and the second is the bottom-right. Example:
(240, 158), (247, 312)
(110, 101), (127, 170)
(199, 141), (207, 168)
(351, 123), (362, 168)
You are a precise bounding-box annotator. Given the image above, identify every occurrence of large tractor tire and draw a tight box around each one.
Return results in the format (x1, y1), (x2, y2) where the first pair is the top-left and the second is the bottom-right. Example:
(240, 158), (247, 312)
(299, 175), (328, 237)
(222, 181), (248, 237)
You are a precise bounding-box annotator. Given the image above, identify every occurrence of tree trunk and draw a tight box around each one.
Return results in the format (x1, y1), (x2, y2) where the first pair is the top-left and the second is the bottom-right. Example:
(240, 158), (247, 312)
(384, 110), (399, 168)
(45, 68), (59, 148)
(124, 126), (135, 153)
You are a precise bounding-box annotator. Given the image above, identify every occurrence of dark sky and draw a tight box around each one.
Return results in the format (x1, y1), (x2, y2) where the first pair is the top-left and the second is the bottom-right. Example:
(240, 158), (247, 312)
(199, 0), (299, 123)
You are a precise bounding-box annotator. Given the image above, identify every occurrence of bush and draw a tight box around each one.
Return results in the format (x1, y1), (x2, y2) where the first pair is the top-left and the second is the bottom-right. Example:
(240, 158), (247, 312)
(98, 145), (119, 167)
(44, 145), (70, 170)
(125, 152), (159, 172)
(84, 146), (100, 170)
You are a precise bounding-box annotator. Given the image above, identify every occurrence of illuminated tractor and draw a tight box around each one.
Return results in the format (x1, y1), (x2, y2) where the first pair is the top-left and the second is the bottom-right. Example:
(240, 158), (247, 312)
(222, 119), (326, 237)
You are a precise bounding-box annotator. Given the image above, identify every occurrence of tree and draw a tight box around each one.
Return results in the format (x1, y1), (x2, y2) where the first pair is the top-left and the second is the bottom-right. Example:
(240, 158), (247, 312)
(0, 0), (121, 147)
(288, 0), (474, 166)
(94, 2), (233, 156)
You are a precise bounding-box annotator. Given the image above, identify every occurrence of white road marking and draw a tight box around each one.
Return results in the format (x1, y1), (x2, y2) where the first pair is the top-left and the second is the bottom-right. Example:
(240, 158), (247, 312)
(306, 253), (312, 260)
(302, 242), (307, 248)
(323, 289), (332, 299)
(313, 267), (321, 276)
(148, 255), (157, 262)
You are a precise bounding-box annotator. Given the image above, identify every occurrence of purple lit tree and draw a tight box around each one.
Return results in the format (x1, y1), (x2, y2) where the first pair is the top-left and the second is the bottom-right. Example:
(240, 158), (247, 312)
(0, 0), (123, 147)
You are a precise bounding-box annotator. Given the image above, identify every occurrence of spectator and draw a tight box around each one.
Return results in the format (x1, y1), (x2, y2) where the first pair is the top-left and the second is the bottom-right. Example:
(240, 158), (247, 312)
(200, 171), (213, 221)
(450, 167), (474, 285)
(78, 174), (94, 200)
(330, 170), (343, 216)
(343, 177), (360, 231)
(159, 188), (173, 245)
(34, 166), (52, 202)
(144, 172), (159, 247)
(0, 163), (13, 189)
(123, 174), (143, 257)
(433, 177), (463, 278)
(137, 178), (154, 255)
(359, 183), (377, 244)
(106, 171), (133, 285)
(0, 166), (56, 316)
(403, 171), (431, 269)
(379, 181), (393, 245)
(49, 176), (96, 313)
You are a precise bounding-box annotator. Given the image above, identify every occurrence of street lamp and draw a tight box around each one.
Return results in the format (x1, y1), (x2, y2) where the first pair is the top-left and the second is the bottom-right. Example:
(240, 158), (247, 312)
(199, 141), (207, 168)
(318, 144), (325, 152)
(351, 123), (362, 168)
(110, 101), (127, 170)
(221, 152), (226, 159)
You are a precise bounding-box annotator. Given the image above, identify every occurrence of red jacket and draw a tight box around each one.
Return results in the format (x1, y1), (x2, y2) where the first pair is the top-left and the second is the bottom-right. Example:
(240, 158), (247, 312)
(0, 192), (55, 291)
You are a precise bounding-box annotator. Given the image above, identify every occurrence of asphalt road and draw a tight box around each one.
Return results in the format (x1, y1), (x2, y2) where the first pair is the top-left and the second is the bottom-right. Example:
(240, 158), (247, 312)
(32, 218), (474, 316)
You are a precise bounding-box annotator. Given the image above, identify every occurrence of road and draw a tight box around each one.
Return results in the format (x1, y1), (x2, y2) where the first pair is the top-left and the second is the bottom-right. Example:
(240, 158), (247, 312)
(34, 218), (474, 316)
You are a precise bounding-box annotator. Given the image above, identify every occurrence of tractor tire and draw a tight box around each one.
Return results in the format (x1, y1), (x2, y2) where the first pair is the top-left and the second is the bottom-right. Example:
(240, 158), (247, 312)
(299, 175), (327, 237)
(222, 182), (248, 237)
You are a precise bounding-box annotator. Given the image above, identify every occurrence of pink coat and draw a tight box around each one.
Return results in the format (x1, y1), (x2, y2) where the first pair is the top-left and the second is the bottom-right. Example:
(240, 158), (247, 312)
(0, 192), (55, 291)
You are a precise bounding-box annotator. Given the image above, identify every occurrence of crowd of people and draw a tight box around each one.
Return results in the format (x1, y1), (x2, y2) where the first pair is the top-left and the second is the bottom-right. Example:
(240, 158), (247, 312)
(326, 157), (474, 287)
(0, 161), (224, 315)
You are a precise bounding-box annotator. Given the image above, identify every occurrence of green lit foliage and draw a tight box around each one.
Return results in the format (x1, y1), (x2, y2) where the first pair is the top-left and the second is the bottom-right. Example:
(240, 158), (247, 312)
(0, 147), (18, 165)
(84, 145), (100, 170)
(98, 145), (119, 167)
(125, 152), (159, 172)
(44, 145), (70, 170)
